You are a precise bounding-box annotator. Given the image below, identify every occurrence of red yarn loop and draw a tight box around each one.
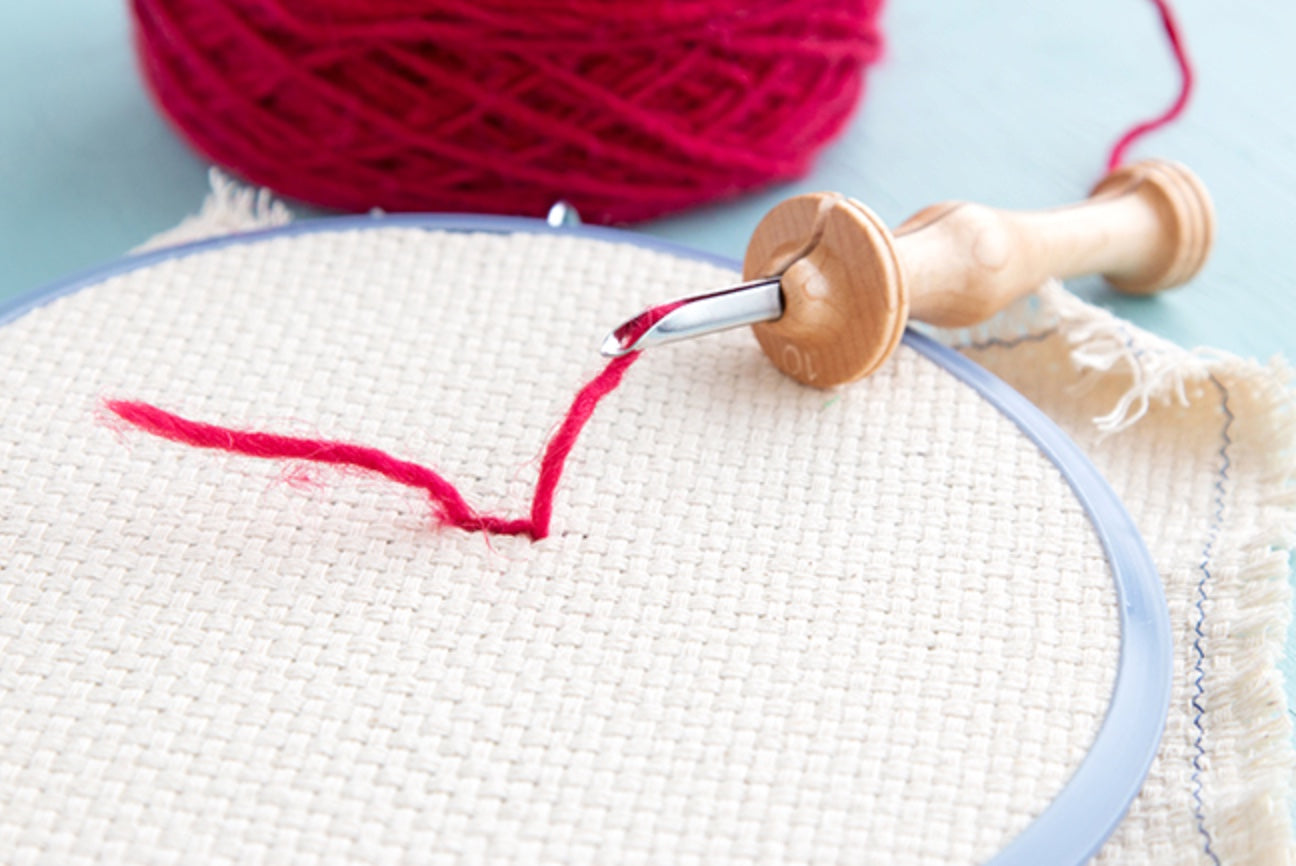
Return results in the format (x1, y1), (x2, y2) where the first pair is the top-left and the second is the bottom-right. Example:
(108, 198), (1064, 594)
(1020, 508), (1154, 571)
(131, 0), (884, 223)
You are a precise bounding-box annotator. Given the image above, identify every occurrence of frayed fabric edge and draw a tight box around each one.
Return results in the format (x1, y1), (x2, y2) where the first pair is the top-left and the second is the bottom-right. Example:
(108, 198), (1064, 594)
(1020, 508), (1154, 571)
(936, 280), (1296, 864)
(931, 281), (1213, 432)
(1194, 361), (1296, 866)
(133, 168), (294, 254)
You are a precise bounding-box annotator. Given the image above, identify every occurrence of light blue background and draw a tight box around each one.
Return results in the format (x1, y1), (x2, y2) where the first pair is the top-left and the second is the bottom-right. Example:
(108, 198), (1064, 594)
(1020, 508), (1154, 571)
(2, 0), (1292, 798)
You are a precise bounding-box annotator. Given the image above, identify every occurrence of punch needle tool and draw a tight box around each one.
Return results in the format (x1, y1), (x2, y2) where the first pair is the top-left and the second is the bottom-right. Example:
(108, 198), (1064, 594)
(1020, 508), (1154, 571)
(602, 159), (1214, 387)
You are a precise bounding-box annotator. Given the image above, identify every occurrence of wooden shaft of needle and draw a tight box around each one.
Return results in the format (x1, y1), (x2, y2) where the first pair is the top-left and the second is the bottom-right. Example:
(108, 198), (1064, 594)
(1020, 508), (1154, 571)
(742, 159), (1214, 387)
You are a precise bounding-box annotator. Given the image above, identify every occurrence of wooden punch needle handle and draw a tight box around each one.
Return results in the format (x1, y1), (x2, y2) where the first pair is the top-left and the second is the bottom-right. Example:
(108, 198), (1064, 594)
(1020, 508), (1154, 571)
(741, 159), (1214, 387)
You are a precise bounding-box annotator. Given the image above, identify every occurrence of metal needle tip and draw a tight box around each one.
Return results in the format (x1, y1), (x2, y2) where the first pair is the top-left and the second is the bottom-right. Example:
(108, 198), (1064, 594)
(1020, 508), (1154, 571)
(600, 277), (784, 357)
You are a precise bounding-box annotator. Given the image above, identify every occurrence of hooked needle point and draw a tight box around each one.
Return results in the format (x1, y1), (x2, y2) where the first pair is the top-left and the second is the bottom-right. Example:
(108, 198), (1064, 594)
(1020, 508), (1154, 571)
(600, 277), (783, 357)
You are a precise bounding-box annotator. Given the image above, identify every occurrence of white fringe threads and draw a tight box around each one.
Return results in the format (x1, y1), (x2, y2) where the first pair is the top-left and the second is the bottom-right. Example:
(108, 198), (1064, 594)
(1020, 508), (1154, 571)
(133, 168), (293, 254)
(937, 281), (1274, 432)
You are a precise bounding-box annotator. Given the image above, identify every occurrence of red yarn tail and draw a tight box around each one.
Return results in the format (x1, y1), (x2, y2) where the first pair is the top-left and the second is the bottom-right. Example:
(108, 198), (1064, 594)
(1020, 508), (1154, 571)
(1105, 0), (1195, 171)
(106, 303), (678, 541)
(105, 356), (637, 541)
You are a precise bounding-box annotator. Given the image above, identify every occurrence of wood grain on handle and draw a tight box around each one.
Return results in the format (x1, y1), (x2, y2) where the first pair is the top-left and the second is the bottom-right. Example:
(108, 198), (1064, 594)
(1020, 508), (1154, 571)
(742, 159), (1214, 387)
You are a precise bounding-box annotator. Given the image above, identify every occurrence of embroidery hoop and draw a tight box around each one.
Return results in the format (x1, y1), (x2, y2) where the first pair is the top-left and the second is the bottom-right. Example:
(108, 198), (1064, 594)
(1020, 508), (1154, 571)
(0, 213), (1173, 865)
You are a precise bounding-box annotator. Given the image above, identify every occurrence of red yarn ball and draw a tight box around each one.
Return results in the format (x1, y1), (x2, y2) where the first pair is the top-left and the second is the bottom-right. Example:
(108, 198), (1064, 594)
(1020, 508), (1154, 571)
(131, 0), (884, 224)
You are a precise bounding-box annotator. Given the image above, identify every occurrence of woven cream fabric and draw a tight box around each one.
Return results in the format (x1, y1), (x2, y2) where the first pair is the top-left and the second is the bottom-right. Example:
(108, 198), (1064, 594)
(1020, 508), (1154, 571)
(0, 224), (1131, 865)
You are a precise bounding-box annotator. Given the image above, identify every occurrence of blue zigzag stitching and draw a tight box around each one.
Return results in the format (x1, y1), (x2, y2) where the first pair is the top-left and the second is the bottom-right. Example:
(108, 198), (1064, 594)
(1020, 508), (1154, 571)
(1191, 373), (1233, 866)
(961, 321), (1228, 861)
(955, 327), (1058, 352)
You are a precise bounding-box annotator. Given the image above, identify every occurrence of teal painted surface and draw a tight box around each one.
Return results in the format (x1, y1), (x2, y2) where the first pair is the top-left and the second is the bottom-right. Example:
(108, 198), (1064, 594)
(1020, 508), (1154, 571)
(2, 0), (1293, 794)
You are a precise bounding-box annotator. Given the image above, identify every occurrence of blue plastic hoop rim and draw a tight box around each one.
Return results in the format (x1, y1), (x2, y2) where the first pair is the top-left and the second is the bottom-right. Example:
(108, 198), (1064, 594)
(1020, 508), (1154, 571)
(0, 213), (1172, 866)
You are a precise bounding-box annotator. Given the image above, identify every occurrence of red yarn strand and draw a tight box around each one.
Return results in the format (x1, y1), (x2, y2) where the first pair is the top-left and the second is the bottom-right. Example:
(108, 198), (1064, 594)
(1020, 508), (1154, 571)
(1105, 0), (1195, 171)
(106, 358), (632, 540)
(107, 304), (679, 541)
